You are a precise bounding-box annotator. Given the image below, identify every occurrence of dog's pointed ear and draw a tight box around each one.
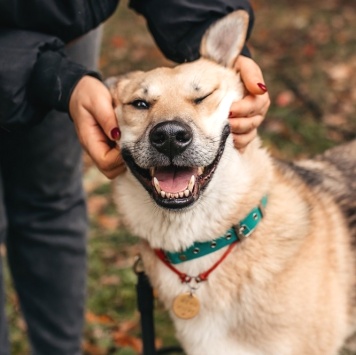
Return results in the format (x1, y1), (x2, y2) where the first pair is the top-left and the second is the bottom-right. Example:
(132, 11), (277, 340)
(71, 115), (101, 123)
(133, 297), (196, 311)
(200, 10), (249, 68)
(105, 71), (143, 107)
(105, 76), (121, 107)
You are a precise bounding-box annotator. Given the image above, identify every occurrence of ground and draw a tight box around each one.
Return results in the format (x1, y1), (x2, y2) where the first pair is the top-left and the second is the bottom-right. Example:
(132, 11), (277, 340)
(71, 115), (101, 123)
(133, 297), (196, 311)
(3, 0), (356, 354)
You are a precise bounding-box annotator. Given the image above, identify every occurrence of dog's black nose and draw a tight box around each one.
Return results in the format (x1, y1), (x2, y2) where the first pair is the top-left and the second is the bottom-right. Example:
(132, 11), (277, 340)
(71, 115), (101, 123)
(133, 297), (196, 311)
(149, 120), (193, 158)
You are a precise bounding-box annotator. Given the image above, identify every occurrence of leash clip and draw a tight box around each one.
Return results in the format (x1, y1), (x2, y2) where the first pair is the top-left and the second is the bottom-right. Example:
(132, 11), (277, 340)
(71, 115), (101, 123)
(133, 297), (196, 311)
(133, 254), (145, 274)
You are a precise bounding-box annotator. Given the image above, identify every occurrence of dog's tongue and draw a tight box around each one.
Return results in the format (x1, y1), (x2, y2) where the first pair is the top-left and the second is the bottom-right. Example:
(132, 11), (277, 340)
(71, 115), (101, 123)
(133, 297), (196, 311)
(155, 167), (195, 193)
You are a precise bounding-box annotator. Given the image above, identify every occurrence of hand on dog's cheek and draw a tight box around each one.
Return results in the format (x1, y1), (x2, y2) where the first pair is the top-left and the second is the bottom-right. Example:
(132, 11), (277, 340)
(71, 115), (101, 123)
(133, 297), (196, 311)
(69, 76), (126, 179)
(229, 56), (270, 151)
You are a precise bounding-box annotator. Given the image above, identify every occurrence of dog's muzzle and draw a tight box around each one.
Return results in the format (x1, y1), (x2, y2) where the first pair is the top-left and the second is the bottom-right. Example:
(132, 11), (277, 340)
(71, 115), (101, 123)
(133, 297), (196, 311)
(122, 124), (230, 210)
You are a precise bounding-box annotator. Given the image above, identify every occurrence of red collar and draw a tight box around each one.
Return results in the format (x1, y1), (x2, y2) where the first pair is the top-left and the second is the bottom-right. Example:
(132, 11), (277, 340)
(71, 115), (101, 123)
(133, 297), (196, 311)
(154, 241), (237, 284)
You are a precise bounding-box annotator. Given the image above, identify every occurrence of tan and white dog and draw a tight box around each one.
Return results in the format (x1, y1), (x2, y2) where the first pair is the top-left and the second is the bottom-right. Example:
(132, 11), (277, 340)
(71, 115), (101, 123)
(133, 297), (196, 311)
(109, 11), (356, 355)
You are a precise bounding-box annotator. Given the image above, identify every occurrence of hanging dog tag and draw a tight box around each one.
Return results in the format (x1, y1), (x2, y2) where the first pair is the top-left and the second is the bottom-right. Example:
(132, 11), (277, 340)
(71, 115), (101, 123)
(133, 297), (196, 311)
(172, 292), (200, 319)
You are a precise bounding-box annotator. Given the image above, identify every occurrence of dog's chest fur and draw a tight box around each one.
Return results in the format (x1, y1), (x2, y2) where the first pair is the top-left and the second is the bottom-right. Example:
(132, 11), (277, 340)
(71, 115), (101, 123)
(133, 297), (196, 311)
(116, 140), (356, 355)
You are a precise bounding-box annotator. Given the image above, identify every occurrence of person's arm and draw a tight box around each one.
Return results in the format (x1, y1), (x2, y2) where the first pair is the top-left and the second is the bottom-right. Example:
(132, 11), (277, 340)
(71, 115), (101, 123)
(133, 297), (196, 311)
(0, 1), (118, 43)
(0, 29), (100, 131)
(129, 0), (254, 63)
(0, 0), (123, 177)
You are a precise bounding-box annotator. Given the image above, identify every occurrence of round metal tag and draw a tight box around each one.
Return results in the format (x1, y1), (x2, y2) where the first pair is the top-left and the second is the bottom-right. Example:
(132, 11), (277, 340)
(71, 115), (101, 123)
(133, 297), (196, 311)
(172, 293), (200, 319)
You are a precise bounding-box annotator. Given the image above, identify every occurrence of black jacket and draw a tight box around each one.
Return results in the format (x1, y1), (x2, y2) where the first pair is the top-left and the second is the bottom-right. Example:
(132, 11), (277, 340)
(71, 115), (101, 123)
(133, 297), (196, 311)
(0, 0), (254, 131)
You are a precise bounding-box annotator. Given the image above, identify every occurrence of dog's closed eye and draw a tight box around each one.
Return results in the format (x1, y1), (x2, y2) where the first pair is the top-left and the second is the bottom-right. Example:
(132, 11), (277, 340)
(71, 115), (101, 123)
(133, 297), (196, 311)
(193, 90), (215, 105)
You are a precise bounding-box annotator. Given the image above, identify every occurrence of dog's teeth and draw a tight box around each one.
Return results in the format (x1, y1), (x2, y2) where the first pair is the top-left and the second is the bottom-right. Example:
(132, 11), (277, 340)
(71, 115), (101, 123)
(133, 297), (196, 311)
(174, 193), (179, 199)
(179, 191), (184, 198)
(149, 167), (155, 177)
(166, 192), (171, 199)
(197, 167), (204, 176)
(184, 189), (190, 197)
(188, 175), (195, 192)
(153, 177), (161, 193)
(160, 191), (166, 198)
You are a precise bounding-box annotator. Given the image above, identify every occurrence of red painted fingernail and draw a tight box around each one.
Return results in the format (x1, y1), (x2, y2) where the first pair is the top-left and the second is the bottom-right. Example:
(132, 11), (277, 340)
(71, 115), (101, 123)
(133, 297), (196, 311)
(257, 83), (268, 92)
(111, 127), (120, 140)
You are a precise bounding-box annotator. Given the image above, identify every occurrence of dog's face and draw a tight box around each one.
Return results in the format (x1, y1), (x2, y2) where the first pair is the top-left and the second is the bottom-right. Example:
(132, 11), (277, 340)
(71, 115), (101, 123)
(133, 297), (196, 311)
(112, 60), (243, 210)
(110, 11), (249, 211)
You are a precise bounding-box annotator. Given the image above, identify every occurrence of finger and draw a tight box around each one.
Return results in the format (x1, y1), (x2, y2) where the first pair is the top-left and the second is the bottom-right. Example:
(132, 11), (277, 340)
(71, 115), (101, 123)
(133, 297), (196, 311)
(230, 95), (257, 118)
(229, 116), (264, 135)
(232, 130), (258, 151)
(103, 164), (127, 180)
(97, 146), (126, 177)
(235, 56), (267, 95)
(86, 87), (120, 141)
(87, 141), (124, 176)
(230, 94), (270, 118)
(73, 108), (123, 173)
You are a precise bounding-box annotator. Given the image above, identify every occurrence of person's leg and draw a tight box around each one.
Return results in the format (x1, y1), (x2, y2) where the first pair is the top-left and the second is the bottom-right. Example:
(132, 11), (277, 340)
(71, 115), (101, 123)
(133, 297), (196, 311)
(0, 257), (9, 355)
(1, 28), (102, 355)
(2, 113), (87, 355)
(0, 173), (10, 355)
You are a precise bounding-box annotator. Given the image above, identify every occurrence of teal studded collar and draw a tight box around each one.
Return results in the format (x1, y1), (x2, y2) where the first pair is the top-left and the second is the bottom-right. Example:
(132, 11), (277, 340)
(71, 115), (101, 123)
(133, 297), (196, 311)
(157, 196), (268, 265)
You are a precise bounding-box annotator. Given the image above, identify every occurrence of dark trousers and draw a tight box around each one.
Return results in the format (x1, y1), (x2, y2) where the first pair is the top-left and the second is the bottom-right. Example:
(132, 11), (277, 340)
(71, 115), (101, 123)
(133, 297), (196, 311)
(0, 28), (102, 355)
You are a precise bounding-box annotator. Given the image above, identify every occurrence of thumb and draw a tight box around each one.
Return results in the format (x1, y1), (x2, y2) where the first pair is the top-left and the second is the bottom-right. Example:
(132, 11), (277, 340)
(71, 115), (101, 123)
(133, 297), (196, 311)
(235, 56), (267, 96)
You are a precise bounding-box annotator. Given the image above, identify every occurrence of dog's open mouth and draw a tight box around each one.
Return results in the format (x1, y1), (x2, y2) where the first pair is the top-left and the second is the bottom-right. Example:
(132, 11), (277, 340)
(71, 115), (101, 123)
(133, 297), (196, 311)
(149, 163), (212, 209)
(122, 125), (230, 210)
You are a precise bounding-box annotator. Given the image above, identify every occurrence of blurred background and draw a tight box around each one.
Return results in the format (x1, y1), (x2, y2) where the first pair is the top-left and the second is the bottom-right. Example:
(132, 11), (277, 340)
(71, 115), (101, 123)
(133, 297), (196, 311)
(4, 0), (356, 354)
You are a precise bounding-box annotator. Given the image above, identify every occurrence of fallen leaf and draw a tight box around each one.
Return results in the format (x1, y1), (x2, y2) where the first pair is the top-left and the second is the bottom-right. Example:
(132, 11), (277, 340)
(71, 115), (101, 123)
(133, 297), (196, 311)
(327, 63), (350, 82)
(275, 90), (295, 107)
(302, 43), (316, 57)
(111, 35), (127, 48)
(86, 311), (115, 325)
(82, 341), (105, 355)
(100, 275), (121, 286)
(87, 196), (108, 216)
(113, 331), (143, 353)
(97, 214), (121, 231)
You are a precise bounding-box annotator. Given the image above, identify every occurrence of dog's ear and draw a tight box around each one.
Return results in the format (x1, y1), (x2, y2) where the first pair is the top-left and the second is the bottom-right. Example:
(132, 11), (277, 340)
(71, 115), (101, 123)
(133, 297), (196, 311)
(105, 72), (143, 107)
(105, 75), (127, 107)
(200, 10), (249, 68)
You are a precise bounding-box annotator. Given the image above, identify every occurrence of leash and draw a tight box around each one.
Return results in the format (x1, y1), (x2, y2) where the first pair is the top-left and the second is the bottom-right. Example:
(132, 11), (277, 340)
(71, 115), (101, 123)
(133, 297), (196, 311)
(134, 257), (184, 355)
(134, 257), (157, 355)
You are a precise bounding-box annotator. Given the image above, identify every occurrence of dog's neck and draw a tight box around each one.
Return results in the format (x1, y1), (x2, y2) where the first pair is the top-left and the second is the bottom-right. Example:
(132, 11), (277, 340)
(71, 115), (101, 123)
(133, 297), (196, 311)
(116, 137), (273, 253)
(156, 194), (267, 264)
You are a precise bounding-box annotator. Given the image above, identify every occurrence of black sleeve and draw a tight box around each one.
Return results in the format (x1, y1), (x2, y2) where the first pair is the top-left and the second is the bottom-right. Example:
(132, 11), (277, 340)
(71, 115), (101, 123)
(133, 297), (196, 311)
(0, 0), (118, 43)
(0, 0), (119, 131)
(129, 0), (254, 63)
(0, 29), (100, 131)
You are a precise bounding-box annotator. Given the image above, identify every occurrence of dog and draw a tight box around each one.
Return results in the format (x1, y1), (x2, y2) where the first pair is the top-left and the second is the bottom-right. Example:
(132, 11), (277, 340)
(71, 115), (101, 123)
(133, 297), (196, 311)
(109, 10), (356, 355)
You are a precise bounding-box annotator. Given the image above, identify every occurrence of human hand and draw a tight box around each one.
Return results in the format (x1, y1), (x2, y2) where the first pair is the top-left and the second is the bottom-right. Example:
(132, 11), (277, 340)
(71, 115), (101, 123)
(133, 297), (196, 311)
(69, 76), (126, 179)
(229, 56), (270, 150)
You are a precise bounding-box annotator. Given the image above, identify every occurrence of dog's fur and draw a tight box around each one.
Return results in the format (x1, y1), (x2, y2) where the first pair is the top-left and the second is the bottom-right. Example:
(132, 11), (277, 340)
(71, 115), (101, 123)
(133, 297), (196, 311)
(110, 11), (356, 355)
